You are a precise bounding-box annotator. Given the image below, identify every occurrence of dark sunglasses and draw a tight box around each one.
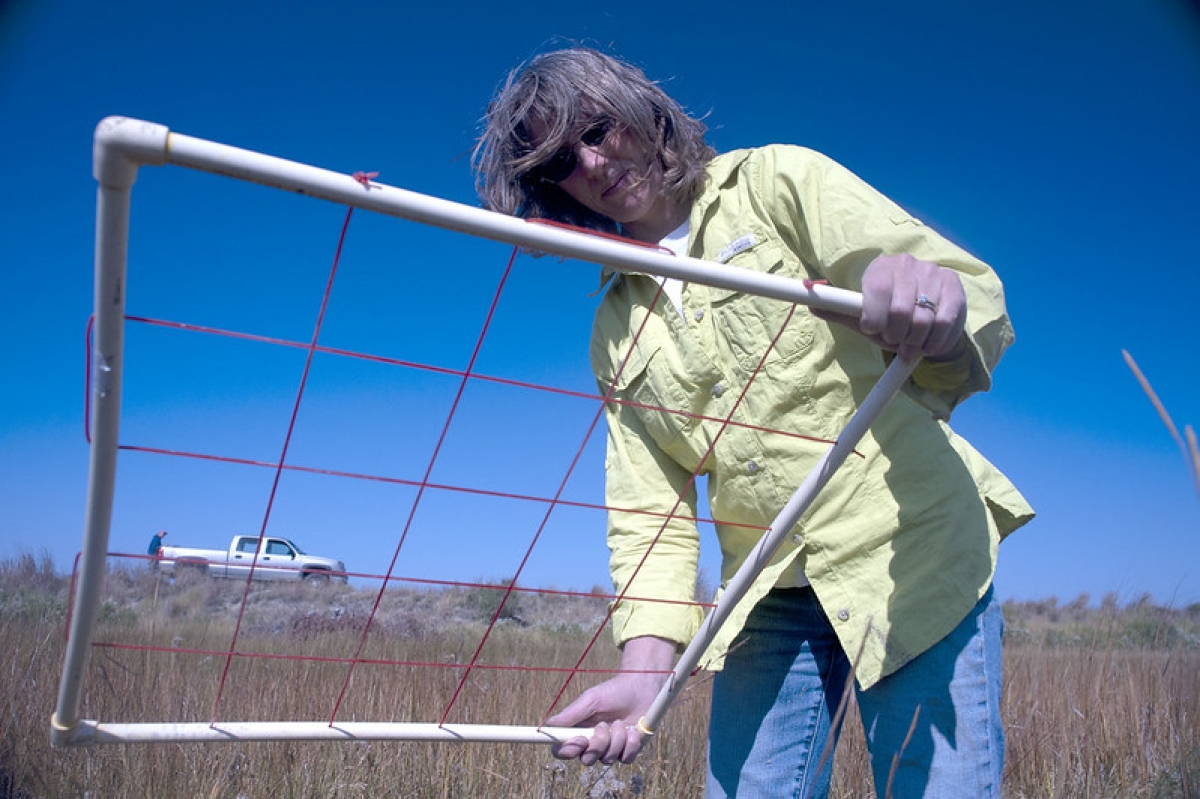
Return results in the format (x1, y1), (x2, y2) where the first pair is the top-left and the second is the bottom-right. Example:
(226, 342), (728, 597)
(528, 119), (615, 184)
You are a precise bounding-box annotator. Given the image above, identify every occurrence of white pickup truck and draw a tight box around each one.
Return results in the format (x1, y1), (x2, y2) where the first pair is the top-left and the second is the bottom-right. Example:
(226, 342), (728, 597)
(159, 535), (348, 584)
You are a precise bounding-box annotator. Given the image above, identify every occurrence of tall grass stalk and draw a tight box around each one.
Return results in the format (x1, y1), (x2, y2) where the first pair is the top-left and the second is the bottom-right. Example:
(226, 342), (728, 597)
(1124, 349), (1200, 499)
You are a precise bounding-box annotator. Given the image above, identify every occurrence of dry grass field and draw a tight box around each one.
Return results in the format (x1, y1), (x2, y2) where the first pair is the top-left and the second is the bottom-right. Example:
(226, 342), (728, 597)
(3, 552), (1198, 798)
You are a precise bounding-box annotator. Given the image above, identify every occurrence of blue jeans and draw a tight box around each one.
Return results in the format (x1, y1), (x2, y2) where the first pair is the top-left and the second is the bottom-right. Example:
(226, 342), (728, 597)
(706, 586), (1004, 798)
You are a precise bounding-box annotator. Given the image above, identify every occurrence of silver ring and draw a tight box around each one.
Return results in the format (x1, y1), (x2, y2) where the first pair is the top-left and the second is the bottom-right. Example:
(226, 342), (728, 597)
(915, 293), (938, 314)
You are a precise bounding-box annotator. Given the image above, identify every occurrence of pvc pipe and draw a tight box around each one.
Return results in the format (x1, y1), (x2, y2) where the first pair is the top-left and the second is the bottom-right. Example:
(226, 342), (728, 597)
(637, 352), (921, 737)
(96, 116), (864, 316)
(51, 177), (134, 747)
(54, 118), (174, 746)
(58, 720), (589, 746)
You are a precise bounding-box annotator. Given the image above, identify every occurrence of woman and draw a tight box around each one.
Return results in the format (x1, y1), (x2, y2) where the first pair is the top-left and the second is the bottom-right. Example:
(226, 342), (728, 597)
(474, 48), (1032, 798)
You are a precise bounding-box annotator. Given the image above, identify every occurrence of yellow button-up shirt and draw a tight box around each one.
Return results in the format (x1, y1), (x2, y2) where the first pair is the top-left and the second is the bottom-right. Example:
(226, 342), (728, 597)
(589, 145), (1034, 689)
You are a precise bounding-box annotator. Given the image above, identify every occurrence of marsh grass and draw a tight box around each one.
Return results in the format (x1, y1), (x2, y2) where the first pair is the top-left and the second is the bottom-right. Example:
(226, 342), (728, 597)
(3, 559), (1198, 798)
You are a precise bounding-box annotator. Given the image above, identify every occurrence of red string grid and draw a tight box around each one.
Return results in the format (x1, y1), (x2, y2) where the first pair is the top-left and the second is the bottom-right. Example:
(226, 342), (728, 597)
(77, 194), (835, 735)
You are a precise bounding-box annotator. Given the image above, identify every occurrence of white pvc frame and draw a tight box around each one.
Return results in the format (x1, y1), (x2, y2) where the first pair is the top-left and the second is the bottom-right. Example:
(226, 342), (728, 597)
(52, 117), (916, 748)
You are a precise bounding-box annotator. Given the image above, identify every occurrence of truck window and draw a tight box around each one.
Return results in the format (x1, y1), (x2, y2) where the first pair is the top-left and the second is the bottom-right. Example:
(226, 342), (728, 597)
(236, 538), (257, 553)
(266, 540), (292, 556)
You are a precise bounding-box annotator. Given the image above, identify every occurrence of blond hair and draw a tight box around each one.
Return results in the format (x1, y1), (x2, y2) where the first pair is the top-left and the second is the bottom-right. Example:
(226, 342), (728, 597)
(473, 48), (715, 233)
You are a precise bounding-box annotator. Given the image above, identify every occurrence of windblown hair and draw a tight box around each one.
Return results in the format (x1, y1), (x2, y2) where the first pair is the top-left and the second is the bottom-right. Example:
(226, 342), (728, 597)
(473, 48), (715, 234)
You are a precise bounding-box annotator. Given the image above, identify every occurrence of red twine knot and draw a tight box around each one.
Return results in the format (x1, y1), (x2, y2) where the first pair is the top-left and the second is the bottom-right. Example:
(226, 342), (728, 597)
(802, 278), (829, 290)
(352, 171), (380, 188)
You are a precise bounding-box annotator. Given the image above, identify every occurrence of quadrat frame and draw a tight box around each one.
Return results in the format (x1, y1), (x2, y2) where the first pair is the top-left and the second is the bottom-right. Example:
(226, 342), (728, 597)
(51, 116), (916, 748)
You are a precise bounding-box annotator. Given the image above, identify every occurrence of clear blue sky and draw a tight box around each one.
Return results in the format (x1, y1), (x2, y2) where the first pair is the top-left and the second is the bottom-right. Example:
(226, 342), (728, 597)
(2, 0), (1198, 606)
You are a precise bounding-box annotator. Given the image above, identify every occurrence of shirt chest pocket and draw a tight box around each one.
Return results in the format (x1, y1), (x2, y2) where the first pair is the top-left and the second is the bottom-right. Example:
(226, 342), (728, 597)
(608, 341), (711, 469)
(705, 240), (816, 375)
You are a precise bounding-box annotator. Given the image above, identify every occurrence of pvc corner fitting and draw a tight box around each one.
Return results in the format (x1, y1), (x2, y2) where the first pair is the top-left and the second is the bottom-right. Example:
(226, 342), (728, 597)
(49, 711), (78, 748)
(93, 116), (170, 188)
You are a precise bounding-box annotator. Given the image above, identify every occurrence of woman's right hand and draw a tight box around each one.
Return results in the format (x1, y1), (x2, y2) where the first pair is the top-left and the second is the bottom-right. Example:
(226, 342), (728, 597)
(545, 636), (676, 765)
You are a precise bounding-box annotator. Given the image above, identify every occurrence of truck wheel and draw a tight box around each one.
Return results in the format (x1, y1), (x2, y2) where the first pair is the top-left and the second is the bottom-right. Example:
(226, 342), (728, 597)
(178, 561), (208, 580)
(303, 571), (331, 586)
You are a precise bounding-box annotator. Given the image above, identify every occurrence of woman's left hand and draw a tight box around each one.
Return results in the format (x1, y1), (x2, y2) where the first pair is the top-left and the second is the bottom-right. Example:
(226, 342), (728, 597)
(851, 253), (967, 361)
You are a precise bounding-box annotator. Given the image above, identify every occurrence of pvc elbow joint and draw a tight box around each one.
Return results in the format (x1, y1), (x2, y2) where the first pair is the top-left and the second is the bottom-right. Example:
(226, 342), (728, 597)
(93, 117), (170, 188)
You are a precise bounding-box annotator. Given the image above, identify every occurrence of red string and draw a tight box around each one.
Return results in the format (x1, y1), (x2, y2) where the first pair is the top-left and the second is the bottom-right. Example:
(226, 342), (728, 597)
(325, 239), (522, 726)
(209, 204), (355, 726)
(527, 218), (675, 255)
(115, 442), (765, 533)
(93, 639), (639, 675)
(118, 314), (852, 452)
(539, 300), (802, 725)
(437, 247), (620, 724)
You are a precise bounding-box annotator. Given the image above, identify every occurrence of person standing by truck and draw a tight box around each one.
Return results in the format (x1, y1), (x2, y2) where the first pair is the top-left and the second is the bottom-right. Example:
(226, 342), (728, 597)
(147, 530), (167, 571)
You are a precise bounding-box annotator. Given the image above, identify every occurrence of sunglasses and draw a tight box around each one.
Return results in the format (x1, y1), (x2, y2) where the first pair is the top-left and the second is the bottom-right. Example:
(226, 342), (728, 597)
(528, 119), (615, 184)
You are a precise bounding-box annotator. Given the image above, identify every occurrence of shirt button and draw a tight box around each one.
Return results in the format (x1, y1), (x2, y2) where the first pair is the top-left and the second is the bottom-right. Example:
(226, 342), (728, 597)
(712, 384), (724, 398)
(693, 308), (705, 322)
(747, 460), (759, 474)
(791, 533), (802, 544)
(837, 608), (850, 622)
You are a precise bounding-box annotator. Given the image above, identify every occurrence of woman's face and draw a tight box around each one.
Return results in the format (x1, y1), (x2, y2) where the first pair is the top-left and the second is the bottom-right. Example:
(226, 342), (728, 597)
(532, 118), (670, 240)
